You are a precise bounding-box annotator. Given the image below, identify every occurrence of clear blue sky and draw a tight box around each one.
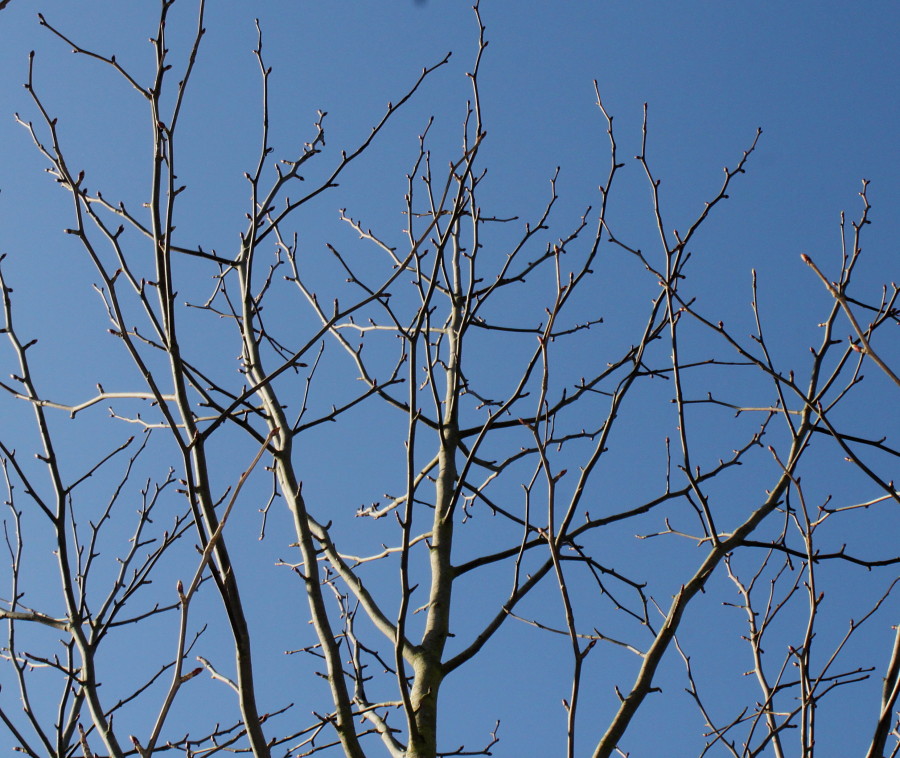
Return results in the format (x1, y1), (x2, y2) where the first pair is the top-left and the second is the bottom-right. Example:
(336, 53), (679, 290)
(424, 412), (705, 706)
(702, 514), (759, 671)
(1, 2), (899, 756)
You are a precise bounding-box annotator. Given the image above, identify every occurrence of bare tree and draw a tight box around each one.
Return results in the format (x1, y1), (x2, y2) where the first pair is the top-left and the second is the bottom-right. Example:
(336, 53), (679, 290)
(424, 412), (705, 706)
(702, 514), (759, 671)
(1, 3), (899, 757)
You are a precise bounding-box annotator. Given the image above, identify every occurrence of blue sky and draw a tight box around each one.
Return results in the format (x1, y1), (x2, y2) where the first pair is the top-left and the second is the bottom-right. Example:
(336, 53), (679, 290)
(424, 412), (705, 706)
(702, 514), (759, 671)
(1, 2), (899, 756)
